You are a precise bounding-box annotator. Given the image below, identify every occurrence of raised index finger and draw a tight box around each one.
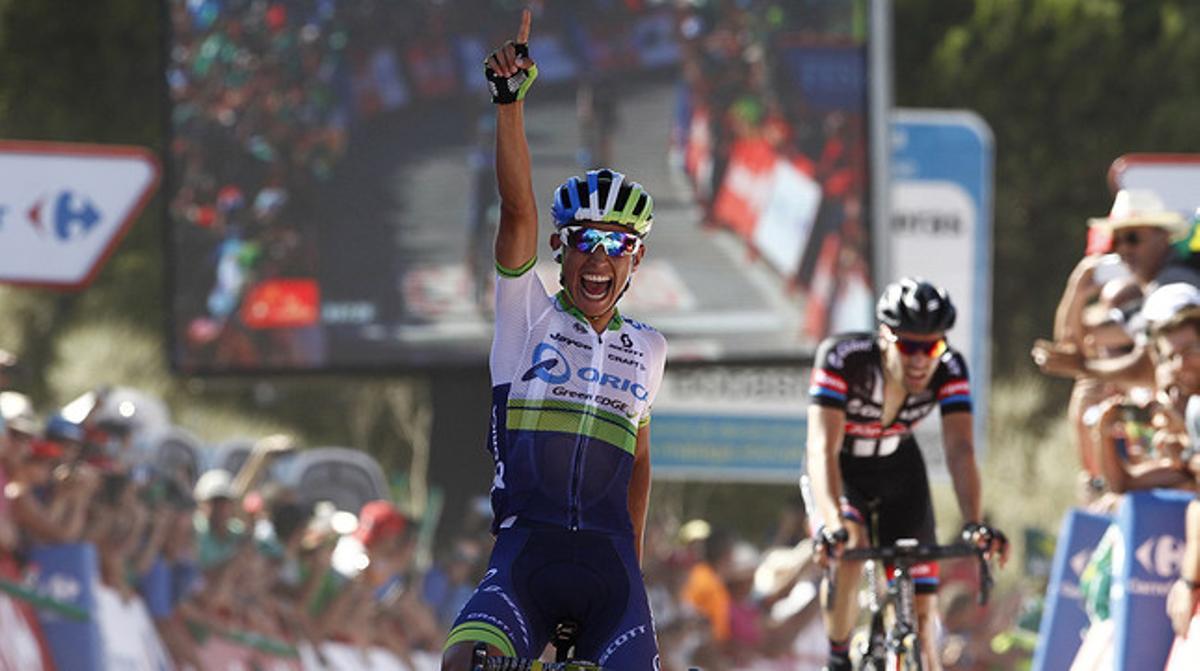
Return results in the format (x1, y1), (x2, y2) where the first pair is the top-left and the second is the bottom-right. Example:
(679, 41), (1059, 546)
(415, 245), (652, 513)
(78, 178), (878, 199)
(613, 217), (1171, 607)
(516, 8), (532, 44)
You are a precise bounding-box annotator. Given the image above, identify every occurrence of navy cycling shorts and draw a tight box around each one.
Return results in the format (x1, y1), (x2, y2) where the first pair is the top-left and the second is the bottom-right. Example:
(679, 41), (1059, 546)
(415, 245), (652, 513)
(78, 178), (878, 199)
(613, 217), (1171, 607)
(839, 437), (940, 594)
(445, 524), (659, 670)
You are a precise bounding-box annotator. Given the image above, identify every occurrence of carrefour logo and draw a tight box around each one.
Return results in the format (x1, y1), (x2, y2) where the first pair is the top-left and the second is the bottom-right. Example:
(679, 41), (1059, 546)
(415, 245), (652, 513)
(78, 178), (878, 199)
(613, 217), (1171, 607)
(1136, 534), (1184, 578)
(523, 343), (571, 384)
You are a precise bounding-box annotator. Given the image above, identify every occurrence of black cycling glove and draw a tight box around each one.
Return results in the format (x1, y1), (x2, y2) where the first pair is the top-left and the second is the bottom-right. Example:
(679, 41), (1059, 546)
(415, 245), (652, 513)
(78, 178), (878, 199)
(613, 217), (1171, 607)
(962, 522), (1008, 551)
(485, 42), (538, 104)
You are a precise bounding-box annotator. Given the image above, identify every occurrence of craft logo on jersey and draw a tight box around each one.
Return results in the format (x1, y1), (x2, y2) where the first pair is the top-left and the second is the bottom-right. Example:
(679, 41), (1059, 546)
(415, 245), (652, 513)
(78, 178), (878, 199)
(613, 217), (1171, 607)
(523, 342), (571, 384)
(27, 190), (103, 241)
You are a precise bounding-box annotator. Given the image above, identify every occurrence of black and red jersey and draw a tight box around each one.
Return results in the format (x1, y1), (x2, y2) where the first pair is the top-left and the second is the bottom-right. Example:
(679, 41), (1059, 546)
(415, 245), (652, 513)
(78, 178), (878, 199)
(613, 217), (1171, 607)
(808, 332), (972, 458)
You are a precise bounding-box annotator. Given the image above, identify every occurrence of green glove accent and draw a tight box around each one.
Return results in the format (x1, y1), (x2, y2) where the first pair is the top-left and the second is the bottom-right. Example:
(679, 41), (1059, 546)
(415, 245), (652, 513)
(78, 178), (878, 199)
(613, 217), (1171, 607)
(485, 42), (538, 104)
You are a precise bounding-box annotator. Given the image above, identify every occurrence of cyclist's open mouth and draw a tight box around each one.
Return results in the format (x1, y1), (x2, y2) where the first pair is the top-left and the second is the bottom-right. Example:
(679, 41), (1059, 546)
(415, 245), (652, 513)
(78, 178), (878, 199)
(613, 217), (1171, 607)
(580, 273), (613, 301)
(903, 368), (930, 387)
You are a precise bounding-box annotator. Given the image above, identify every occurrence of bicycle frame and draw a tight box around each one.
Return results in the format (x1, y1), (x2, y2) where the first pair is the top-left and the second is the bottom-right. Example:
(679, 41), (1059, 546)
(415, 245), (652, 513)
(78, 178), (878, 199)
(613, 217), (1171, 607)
(838, 539), (992, 671)
(469, 644), (603, 671)
(471, 620), (604, 671)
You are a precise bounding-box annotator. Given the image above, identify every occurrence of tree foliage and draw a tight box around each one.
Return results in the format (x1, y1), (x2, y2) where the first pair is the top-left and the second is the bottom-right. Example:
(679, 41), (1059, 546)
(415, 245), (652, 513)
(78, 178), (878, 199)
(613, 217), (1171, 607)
(895, 0), (1200, 370)
(0, 0), (167, 400)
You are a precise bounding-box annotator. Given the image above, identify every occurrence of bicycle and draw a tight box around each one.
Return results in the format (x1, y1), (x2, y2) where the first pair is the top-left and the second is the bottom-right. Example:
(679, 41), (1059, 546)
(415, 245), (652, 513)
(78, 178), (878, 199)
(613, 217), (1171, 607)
(826, 538), (993, 671)
(469, 619), (704, 671)
(470, 620), (604, 671)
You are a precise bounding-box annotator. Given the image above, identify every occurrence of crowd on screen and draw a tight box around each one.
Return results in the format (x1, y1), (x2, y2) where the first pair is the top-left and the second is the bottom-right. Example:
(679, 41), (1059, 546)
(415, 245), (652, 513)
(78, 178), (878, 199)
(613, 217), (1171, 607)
(167, 0), (877, 371)
(668, 0), (871, 336)
(166, 0), (670, 371)
(1032, 190), (1200, 650)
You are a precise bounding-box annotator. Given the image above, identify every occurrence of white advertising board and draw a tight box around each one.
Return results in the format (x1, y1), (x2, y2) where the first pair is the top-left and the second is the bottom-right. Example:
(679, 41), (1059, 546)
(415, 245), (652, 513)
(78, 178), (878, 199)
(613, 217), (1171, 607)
(0, 141), (159, 289)
(889, 109), (994, 471)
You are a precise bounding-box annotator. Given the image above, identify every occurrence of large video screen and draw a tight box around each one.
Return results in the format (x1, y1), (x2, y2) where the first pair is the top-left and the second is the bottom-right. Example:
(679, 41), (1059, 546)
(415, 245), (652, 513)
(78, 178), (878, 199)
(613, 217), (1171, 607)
(166, 0), (876, 372)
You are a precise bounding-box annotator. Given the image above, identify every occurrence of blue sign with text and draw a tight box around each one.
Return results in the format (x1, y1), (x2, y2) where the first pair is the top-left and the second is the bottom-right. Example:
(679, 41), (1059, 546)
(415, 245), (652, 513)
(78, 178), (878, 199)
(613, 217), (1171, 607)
(1112, 489), (1191, 670)
(30, 543), (104, 671)
(1032, 508), (1112, 671)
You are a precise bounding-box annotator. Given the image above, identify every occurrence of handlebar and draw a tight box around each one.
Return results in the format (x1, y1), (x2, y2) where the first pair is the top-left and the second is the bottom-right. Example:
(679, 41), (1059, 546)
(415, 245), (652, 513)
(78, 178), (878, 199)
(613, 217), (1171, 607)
(826, 540), (993, 607)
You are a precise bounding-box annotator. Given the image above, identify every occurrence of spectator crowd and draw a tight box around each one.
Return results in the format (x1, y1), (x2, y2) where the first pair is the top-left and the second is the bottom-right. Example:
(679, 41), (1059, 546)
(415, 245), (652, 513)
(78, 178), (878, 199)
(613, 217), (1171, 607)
(0, 358), (849, 669)
(1032, 188), (1200, 659)
(0, 355), (1029, 669)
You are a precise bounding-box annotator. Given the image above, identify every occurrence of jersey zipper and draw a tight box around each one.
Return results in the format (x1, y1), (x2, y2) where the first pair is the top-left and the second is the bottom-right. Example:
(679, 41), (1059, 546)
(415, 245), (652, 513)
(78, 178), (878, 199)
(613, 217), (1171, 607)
(874, 368), (908, 457)
(567, 329), (607, 530)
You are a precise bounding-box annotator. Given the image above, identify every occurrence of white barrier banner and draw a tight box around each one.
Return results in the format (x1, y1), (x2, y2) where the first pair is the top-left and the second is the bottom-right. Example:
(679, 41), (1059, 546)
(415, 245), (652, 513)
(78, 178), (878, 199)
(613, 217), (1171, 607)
(754, 160), (822, 278)
(95, 584), (171, 671)
(0, 592), (48, 671)
(1166, 615), (1200, 670)
(300, 643), (439, 671)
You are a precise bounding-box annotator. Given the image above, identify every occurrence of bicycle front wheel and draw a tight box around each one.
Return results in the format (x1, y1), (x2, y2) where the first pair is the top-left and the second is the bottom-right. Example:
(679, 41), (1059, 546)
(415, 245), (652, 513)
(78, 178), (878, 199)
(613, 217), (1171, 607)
(888, 635), (923, 671)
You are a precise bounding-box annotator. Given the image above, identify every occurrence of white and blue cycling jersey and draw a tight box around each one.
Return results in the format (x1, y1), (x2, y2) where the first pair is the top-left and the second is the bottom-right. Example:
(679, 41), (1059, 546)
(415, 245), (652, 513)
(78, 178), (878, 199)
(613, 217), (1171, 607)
(485, 257), (667, 537)
(445, 259), (666, 668)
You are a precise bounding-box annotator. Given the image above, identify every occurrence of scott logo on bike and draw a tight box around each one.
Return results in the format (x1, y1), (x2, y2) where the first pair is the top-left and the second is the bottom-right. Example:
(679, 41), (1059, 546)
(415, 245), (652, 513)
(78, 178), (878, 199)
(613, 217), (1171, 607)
(523, 343), (571, 384)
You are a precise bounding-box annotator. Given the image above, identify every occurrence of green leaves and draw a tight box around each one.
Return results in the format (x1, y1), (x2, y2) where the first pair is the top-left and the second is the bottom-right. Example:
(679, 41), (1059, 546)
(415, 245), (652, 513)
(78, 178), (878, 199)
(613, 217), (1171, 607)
(896, 0), (1200, 371)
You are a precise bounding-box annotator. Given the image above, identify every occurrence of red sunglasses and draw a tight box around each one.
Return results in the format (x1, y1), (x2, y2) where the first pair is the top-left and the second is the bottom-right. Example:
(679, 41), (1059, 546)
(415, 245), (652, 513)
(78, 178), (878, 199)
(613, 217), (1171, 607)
(885, 332), (947, 358)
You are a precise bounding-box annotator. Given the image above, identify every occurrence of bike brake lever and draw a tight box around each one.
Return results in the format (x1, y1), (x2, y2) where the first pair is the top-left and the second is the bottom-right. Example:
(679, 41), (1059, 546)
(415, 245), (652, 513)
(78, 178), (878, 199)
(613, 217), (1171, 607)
(824, 564), (837, 612)
(977, 553), (993, 606)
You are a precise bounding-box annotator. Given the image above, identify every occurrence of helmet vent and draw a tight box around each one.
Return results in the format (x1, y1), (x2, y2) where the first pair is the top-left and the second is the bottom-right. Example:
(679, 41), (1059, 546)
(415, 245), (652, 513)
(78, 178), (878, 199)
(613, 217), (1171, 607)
(632, 194), (647, 217)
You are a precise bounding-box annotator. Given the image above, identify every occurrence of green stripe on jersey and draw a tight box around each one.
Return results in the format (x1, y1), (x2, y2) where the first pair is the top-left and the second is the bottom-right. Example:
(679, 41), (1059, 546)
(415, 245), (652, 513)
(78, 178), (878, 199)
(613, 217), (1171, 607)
(507, 401), (638, 455)
(555, 291), (623, 330)
(496, 256), (537, 277)
(444, 621), (517, 657)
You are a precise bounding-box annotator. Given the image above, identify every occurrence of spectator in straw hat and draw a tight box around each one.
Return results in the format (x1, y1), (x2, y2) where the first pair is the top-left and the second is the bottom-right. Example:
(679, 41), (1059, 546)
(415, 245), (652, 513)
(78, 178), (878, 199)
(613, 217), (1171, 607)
(1089, 190), (1197, 296)
(1034, 189), (1200, 389)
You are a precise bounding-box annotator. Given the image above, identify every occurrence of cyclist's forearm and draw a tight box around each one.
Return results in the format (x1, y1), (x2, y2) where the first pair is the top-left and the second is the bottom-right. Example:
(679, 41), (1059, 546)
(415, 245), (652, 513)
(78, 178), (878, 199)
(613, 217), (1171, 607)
(629, 428), (652, 563)
(806, 407), (845, 528)
(809, 457), (843, 528)
(944, 442), (982, 524)
(495, 103), (537, 267)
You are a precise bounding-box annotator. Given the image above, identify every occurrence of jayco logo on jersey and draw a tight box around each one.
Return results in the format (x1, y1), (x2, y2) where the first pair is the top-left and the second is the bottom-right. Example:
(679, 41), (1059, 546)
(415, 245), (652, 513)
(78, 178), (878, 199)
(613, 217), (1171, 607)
(523, 343), (571, 384)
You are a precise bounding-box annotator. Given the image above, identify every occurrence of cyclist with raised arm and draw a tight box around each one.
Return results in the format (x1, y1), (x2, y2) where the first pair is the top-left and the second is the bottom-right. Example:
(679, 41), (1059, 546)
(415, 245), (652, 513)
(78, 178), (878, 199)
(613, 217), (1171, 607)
(440, 10), (665, 671)
(806, 278), (1008, 671)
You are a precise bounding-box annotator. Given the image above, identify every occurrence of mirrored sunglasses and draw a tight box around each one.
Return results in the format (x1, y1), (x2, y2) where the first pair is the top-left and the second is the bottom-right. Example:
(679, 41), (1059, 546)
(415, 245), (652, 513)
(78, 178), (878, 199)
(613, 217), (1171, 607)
(886, 333), (947, 358)
(560, 226), (642, 258)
